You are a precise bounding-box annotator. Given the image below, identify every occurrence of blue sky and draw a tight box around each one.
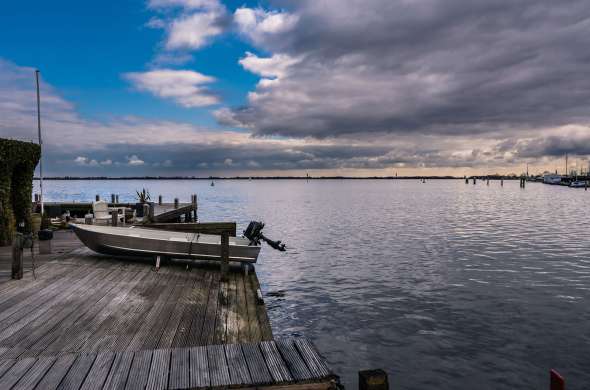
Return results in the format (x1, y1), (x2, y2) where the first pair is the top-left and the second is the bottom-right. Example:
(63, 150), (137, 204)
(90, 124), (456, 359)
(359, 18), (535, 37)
(0, 0), (259, 127)
(1, 0), (589, 176)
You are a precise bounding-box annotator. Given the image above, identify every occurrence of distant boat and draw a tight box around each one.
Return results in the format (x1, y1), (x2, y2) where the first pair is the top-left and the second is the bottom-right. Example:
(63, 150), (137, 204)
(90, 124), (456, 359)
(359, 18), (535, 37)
(543, 174), (563, 185)
(210, 181), (215, 187)
(71, 224), (261, 262)
(570, 180), (587, 188)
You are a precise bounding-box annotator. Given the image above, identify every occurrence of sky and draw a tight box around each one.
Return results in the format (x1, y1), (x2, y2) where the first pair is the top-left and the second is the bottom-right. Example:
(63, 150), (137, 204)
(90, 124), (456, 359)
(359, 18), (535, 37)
(1, 0), (590, 177)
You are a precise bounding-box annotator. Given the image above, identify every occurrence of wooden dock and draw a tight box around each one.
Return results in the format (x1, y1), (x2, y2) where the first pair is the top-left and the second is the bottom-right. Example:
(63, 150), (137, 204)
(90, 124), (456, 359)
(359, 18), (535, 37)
(0, 231), (338, 389)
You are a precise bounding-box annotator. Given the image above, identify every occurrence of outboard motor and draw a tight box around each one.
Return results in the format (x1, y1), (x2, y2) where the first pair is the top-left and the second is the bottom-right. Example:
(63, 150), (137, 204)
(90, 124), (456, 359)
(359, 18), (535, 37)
(244, 221), (286, 252)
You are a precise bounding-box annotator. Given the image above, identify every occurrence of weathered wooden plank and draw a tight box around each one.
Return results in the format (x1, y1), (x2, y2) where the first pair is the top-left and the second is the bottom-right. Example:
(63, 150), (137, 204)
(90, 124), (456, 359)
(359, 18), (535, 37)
(79, 351), (115, 390)
(33, 354), (77, 390)
(241, 343), (273, 385)
(275, 338), (314, 381)
(12, 356), (56, 390)
(197, 271), (220, 346)
(168, 347), (189, 390)
(57, 352), (97, 390)
(235, 272), (251, 343)
(2, 269), (119, 358)
(293, 338), (332, 379)
(251, 274), (273, 341)
(226, 273), (239, 344)
(244, 272), (261, 343)
(171, 271), (207, 348)
(224, 343), (252, 386)
(188, 346), (209, 389)
(213, 278), (230, 345)
(145, 348), (170, 390)
(101, 351), (134, 390)
(0, 357), (35, 389)
(207, 344), (230, 387)
(125, 350), (152, 390)
(0, 359), (16, 379)
(259, 341), (293, 383)
(31, 268), (143, 357)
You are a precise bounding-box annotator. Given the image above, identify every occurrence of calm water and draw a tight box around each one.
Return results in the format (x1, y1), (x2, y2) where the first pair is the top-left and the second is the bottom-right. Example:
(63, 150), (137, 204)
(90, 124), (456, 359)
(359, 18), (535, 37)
(34, 179), (590, 389)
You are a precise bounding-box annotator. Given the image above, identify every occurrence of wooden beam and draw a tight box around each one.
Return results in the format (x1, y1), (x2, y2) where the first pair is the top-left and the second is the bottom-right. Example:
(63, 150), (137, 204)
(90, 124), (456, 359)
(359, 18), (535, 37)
(220, 231), (229, 281)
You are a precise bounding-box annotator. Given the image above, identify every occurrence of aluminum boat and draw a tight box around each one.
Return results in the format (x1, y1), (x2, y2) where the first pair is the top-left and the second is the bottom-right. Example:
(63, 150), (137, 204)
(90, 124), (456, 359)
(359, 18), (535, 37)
(70, 223), (261, 262)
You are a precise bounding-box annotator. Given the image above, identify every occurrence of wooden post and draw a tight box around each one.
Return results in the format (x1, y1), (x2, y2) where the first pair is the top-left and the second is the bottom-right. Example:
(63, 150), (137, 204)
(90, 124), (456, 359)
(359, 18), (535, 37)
(359, 369), (388, 390)
(158, 195), (162, 205)
(143, 204), (150, 222)
(12, 233), (23, 280)
(95, 194), (100, 201)
(220, 231), (229, 281)
(501, 179), (504, 186)
(174, 198), (179, 209)
(148, 203), (154, 221)
(34, 193), (39, 202)
(111, 211), (118, 227)
(155, 255), (161, 271)
(550, 369), (565, 390)
(115, 194), (119, 203)
(473, 177), (476, 185)
(111, 194), (115, 204)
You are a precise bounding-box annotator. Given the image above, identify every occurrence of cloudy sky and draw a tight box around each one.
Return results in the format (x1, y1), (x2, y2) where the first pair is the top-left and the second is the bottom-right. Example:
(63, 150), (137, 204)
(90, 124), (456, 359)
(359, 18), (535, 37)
(1, 0), (589, 176)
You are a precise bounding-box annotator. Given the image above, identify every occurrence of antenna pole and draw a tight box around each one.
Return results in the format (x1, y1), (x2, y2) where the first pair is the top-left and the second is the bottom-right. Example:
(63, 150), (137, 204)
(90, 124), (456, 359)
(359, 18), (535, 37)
(35, 70), (44, 215)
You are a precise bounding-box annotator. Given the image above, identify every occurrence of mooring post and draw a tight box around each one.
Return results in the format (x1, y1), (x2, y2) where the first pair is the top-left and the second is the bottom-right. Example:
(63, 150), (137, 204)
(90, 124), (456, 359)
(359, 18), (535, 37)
(34, 193), (39, 202)
(501, 179), (504, 186)
(143, 204), (150, 222)
(115, 194), (119, 203)
(111, 194), (115, 204)
(193, 194), (198, 221)
(111, 211), (118, 227)
(95, 194), (100, 201)
(12, 233), (24, 280)
(550, 369), (565, 390)
(220, 230), (229, 281)
(359, 369), (388, 390)
(473, 177), (476, 185)
(174, 198), (179, 209)
(158, 195), (162, 205)
(148, 203), (154, 221)
(487, 178), (490, 185)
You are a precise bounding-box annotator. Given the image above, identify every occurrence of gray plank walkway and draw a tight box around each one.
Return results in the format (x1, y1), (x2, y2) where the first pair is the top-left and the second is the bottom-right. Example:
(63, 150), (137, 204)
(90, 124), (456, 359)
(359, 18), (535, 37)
(0, 340), (336, 389)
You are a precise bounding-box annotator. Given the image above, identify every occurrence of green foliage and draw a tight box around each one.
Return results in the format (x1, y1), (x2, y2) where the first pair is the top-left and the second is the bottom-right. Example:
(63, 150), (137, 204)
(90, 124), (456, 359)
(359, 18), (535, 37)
(0, 138), (41, 245)
(135, 188), (151, 203)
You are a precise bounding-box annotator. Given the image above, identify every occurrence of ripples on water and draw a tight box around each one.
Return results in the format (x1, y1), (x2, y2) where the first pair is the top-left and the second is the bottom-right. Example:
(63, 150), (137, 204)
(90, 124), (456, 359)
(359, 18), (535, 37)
(35, 179), (590, 389)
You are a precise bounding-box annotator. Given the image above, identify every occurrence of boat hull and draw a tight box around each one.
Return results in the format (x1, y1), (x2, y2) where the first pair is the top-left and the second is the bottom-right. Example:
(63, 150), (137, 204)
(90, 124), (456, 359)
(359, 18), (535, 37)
(71, 224), (260, 263)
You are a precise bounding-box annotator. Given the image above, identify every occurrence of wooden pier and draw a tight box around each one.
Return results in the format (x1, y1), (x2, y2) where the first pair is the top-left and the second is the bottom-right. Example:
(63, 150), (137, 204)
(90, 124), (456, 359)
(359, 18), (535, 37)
(0, 231), (338, 389)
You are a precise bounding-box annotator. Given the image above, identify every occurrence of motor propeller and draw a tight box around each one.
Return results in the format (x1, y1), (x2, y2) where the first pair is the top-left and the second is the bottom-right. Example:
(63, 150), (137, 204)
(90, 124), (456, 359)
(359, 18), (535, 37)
(243, 221), (286, 252)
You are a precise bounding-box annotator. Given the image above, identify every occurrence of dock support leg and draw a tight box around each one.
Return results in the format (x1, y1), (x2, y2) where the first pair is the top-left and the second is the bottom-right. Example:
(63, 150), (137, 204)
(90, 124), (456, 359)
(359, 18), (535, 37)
(12, 233), (23, 280)
(220, 231), (229, 281)
(359, 369), (388, 390)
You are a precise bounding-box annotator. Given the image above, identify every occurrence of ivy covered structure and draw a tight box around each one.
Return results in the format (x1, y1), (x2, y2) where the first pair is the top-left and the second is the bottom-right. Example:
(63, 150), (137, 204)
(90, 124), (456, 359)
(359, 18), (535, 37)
(0, 138), (41, 245)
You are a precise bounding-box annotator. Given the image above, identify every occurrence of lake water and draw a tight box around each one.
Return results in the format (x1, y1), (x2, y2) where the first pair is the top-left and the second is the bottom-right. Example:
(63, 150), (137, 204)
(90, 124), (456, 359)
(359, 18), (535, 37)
(33, 179), (590, 389)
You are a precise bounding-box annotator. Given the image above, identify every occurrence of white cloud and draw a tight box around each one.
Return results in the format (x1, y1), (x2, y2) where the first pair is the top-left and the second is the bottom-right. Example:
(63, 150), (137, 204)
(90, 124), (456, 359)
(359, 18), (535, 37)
(166, 11), (224, 50)
(148, 0), (220, 10)
(100, 159), (112, 166)
(239, 52), (301, 79)
(224, 158), (233, 166)
(127, 155), (145, 166)
(124, 69), (219, 107)
(234, 7), (298, 47)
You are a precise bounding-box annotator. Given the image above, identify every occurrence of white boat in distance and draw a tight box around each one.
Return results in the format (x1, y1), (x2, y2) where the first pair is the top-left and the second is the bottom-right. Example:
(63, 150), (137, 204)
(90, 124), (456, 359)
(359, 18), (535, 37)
(570, 180), (588, 188)
(70, 223), (261, 263)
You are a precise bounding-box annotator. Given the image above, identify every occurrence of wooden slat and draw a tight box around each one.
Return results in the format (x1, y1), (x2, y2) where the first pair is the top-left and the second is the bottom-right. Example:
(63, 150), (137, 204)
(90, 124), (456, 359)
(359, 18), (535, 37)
(207, 344), (230, 387)
(250, 274), (273, 341)
(198, 272), (220, 345)
(224, 343), (252, 386)
(101, 351), (134, 390)
(57, 352), (97, 390)
(260, 341), (293, 383)
(235, 272), (251, 342)
(168, 347), (189, 390)
(241, 343), (273, 385)
(0, 357), (35, 389)
(125, 350), (152, 390)
(171, 271), (207, 348)
(275, 338), (314, 381)
(226, 274), (239, 344)
(33, 354), (77, 390)
(293, 338), (332, 379)
(145, 348), (170, 390)
(79, 351), (115, 390)
(188, 346), (209, 389)
(12, 356), (56, 390)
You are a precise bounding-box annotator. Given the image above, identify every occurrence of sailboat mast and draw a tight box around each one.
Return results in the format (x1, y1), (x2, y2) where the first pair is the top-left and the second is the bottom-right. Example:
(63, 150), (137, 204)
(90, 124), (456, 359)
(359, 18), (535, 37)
(35, 70), (44, 215)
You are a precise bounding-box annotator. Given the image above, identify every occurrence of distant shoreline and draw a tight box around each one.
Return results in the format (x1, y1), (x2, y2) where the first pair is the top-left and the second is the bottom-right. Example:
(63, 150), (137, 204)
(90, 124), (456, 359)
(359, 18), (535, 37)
(33, 175), (523, 180)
